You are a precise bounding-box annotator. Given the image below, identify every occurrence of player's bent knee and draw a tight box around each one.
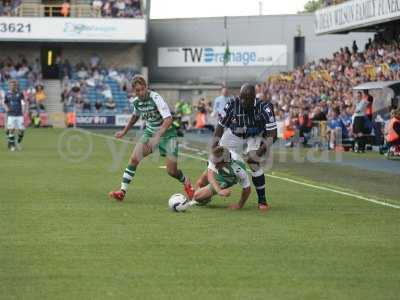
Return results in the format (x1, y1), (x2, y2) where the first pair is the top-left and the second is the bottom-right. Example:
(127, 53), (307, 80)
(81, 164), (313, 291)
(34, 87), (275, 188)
(251, 168), (264, 177)
(166, 168), (177, 177)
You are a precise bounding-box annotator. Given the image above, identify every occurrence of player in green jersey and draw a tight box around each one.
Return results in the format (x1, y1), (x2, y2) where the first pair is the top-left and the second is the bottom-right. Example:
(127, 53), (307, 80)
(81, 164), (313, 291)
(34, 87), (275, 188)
(192, 146), (251, 210)
(109, 75), (194, 201)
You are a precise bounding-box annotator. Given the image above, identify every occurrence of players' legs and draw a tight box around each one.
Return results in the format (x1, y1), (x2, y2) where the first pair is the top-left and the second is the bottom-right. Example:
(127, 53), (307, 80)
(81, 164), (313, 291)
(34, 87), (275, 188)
(6, 117), (16, 150)
(7, 129), (16, 150)
(249, 165), (267, 206)
(119, 142), (152, 193)
(195, 170), (208, 189)
(193, 185), (214, 205)
(219, 129), (245, 155)
(162, 135), (194, 198)
(246, 136), (269, 207)
(165, 157), (186, 182)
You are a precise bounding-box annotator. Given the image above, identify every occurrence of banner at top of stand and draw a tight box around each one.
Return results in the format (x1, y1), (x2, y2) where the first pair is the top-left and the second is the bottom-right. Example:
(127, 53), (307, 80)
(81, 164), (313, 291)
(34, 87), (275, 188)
(0, 17), (146, 43)
(315, 0), (400, 35)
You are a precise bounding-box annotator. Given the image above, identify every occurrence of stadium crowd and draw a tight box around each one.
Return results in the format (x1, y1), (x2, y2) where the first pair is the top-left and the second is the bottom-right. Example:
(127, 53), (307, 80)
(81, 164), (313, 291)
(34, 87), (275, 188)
(0, 0), (21, 16)
(91, 0), (143, 18)
(60, 54), (138, 114)
(259, 35), (400, 150)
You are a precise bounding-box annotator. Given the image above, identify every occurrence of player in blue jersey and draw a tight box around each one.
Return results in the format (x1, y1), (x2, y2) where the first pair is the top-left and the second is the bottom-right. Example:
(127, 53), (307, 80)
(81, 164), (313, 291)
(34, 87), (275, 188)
(3, 80), (25, 151)
(212, 83), (277, 212)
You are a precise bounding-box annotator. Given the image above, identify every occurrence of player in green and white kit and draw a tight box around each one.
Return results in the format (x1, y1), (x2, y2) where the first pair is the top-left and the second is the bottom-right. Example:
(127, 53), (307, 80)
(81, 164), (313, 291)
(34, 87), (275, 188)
(109, 75), (194, 201)
(192, 146), (251, 210)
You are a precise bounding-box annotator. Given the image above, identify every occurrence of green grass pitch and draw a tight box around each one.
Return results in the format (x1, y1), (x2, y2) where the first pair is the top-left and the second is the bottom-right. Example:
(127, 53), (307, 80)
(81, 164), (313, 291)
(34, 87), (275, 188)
(1, 129), (399, 299)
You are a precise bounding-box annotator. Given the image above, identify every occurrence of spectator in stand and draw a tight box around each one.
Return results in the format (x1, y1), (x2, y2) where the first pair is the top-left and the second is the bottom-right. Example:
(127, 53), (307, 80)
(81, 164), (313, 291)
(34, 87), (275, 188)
(195, 98), (208, 129)
(327, 107), (349, 150)
(105, 98), (117, 112)
(25, 86), (37, 113)
(90, 53), (101, 70)
(35, 84), (46, 111)
(312, 105), (327, 121)
(92, 0), (103, 17)
(175, 100), (192, 130)
(95, 99), (103, 113)
(353, 91), (369, 152)
(65, 84), (81, 112)
(265, 33), (400, 151)
(365, 38), (372, 51)
(1, 0), (12, 16)
(386, 107), (400, 148)
(363, 89), (374, 121)
(352, 41), (358, 54)
(102, 84), (112, 100)
(82, 98), (91, 113)
(95, 0), (142, 18)
(77, 66), (89, 80)
(115, 0), (126, 17)
(212, 87), (230, 118)
(61, 0), (70, 17)
(298, 107), (313, 146)
(75, 96), (84, 113)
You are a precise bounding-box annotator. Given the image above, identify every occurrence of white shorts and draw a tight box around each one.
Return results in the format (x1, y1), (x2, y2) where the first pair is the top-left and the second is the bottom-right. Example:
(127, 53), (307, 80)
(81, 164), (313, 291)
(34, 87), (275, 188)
(220, 129), (271, 174)
(219, 128), (263, 156)
(7, 116), (25, 130)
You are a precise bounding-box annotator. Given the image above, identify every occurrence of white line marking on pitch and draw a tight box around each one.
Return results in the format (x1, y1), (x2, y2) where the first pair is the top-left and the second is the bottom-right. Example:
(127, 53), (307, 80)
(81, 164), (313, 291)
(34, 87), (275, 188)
(77, 128), (400, 210)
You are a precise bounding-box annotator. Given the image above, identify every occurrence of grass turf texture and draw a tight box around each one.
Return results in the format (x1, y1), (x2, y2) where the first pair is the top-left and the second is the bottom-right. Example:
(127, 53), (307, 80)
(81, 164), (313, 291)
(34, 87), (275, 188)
(1, 128), (399, 300)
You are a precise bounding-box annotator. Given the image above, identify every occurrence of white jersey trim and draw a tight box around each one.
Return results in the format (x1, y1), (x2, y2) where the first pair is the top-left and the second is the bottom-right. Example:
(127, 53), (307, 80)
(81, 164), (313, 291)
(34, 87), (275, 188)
(151, 91), (171, 119)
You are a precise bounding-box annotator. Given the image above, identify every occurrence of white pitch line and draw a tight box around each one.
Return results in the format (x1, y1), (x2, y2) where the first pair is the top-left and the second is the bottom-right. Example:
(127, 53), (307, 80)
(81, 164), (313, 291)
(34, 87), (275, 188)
(266, 174), (400, 209)
(177, 152), (400, 209)
(76, 128), (400, 210)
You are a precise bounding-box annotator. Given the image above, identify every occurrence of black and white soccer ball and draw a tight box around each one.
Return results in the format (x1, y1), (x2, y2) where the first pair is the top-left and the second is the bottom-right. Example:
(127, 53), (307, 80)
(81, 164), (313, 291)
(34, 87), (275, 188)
(168, 193), (188, 212)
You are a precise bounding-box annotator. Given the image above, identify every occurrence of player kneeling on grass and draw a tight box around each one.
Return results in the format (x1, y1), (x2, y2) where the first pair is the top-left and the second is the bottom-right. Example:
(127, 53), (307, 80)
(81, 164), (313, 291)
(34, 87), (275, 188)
(109, 75), (194, 201)
(192, 146), (251, 210)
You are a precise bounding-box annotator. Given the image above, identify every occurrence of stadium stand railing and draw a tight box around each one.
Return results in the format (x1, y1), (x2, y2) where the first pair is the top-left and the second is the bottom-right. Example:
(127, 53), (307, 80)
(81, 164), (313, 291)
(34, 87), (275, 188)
(14, 3), (92, 17)
(10, 2), (144, 18)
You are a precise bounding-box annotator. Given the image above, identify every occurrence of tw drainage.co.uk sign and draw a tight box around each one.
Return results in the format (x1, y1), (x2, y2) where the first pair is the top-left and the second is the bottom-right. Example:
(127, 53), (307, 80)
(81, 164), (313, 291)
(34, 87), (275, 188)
(158, 45), (287, 67)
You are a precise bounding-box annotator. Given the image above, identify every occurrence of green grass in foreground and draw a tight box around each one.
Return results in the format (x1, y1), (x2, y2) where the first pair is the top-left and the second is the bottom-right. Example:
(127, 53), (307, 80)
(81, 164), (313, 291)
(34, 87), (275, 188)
(0, 129), (399, 300)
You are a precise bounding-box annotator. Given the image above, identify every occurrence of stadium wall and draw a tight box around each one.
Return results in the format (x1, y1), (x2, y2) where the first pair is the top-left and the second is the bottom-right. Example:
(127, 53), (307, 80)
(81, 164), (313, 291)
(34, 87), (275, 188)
(0, 43), (144, 69)
(149, 83), (224, 107)
(146, 14), (373, 86)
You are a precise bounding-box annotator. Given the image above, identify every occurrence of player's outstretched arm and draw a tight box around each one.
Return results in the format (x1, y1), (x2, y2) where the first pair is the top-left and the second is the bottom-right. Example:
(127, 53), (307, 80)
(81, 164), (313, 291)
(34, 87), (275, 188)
(207, 169), (231, 197)
(228, 186), (251, 210)
(115, 114), (139, 138)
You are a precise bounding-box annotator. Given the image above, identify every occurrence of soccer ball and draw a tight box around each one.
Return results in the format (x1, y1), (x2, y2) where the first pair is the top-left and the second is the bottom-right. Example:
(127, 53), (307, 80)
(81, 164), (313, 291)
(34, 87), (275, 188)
(168, 193), (188, 212)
